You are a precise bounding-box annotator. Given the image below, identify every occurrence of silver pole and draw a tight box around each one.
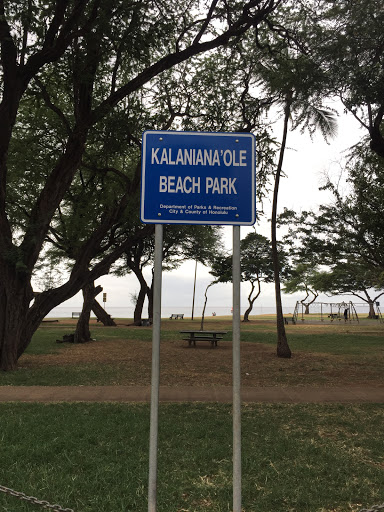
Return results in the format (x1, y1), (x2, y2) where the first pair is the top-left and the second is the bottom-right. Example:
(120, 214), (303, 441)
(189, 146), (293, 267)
(148, 224), (163, 512)
(191, 260), (198, 320)
(232, 225), (242, 512)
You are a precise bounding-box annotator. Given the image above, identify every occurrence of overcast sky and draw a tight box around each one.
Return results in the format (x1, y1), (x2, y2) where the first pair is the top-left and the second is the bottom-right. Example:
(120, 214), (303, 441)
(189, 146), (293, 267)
(53, 104), (366, 316)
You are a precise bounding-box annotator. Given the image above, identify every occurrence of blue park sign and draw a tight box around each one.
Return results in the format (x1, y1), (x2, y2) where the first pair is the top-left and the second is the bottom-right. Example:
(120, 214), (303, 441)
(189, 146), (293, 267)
(140, 130), (256, 225)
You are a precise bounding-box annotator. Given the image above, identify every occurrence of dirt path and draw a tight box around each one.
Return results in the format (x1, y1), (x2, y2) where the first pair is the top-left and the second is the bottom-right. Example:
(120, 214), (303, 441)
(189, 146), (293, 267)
(0, 385), (383, 403)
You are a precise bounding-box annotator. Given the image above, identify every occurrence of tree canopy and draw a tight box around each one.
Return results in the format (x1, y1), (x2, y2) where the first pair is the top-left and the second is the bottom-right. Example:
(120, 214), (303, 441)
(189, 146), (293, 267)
(279, 141), (384, 315)
(298, 0), (384, 157)
(280, 144), (384, 276)
(311, 263), (384, 318)
(283, 262), (321, 314)
(0, 0), (287, 370)
(114, 224), (223, 325)
(209, 232), (287, 322)
(2, 0), (384, 370)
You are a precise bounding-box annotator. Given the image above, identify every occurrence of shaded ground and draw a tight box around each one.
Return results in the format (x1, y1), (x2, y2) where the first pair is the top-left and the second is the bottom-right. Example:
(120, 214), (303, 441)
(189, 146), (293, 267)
(15, 318), (384, 388)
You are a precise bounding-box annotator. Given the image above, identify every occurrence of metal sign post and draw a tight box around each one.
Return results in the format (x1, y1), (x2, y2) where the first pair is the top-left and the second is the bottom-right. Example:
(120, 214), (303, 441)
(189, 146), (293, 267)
(148, 224), (163, 512)
(232, 225), (242, 512)
(141, 130), (256, 512)
(191, 260), (198, 320)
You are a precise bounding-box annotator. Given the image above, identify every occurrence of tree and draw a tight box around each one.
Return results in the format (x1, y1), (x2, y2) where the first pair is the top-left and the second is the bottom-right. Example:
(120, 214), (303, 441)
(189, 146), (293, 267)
(279, 140), (384, 319)
(114, 224), (223, 325)
(72, 282), (116, 344)
(0, 0), (284, 370)
(254, 47), (337, 357)
(312, 263), (384, 319)
(240, 233), (278, 321)
(198, 229), (288, 329)
(280, 144), (384, 277)
(208, 232), (286, 322)
(74, 282), (103, 343)
(283, 263), (321, 314)
(271, 92), (292, 357)
(302, 0), (384, 159)
(200, 281), (216, 331)
(90, 296), (116, 326)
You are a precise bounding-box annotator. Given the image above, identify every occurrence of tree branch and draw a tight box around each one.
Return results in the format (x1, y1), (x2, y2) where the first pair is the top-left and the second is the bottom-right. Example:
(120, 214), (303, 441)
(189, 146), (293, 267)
(91, 0), (278, 124)
(192, 0), (219, 45)
(20, 0), (33, 67)
(34, 77), (72, 134)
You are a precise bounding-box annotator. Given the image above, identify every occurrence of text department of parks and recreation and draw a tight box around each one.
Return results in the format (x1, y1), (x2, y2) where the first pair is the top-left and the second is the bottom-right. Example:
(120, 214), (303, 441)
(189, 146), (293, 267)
(159, 204), (238, 215)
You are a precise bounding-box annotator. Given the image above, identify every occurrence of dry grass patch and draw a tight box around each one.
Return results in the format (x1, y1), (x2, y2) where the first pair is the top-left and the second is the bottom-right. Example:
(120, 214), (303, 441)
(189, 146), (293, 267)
(17, 318), (384, 387)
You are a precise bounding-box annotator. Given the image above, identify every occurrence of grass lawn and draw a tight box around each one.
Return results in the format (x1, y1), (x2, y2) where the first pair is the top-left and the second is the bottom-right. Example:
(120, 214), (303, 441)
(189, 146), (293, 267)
(0, 317), (383, 387)
(0, 317), (383, 512)
(0, 402), (383, 512)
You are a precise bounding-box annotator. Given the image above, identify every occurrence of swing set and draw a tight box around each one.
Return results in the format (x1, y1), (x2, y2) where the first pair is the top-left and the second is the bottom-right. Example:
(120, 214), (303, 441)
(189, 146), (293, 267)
(292, 300), (384, 324)
(292, 301), (360, 324)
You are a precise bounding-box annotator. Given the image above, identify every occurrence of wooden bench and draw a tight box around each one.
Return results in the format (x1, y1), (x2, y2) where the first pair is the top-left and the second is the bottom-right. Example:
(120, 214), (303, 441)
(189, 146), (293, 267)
(170, 313), (184, 320)
(180, 330), (228, 348)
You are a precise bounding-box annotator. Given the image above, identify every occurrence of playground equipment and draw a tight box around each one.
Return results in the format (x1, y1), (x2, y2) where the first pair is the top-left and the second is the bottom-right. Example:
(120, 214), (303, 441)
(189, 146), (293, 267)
(292, 300), (384, 324)
(292, 301), (359, 324)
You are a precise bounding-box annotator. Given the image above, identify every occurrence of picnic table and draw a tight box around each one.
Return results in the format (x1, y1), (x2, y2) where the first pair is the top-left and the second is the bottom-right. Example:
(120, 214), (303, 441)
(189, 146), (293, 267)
(180, 330), (228, 348)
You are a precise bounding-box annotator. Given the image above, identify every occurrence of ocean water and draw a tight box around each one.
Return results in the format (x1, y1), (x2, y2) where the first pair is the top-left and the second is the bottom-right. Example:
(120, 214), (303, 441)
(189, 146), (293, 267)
(45, 305), (286, 319)
(46, 302), (380, 319)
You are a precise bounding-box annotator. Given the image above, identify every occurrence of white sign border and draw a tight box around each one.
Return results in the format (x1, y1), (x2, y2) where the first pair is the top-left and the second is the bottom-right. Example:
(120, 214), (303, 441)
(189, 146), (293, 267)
(140, 130), (256, 226)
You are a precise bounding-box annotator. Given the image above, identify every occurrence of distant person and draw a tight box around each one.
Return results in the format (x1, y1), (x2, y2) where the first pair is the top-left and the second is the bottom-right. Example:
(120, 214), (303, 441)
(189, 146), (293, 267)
(212, 312), (216, 316)
(344, 308), (349, 322)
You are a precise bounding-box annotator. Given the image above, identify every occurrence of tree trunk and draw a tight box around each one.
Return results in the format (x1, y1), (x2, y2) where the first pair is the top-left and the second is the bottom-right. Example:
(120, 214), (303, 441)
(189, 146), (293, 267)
(272, 95), (292, 359)
(243, 305), (253, 322)
(200, 282), (214, 331)
(126, 261), (151, 326)
(134, 285), (147, 325)
(300, 291), (310, 315)
(305, 292), (318, 315)
(0, 228), (153, 370)
(74, 283), (102, 343)
(361, 288), (378, 319)
(92, 299), (116, 326)
(243, 280), (260, 322)
(0, 275), (35, 371)
(147, 281), (154, 320)
(368, 301), (375, 319)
